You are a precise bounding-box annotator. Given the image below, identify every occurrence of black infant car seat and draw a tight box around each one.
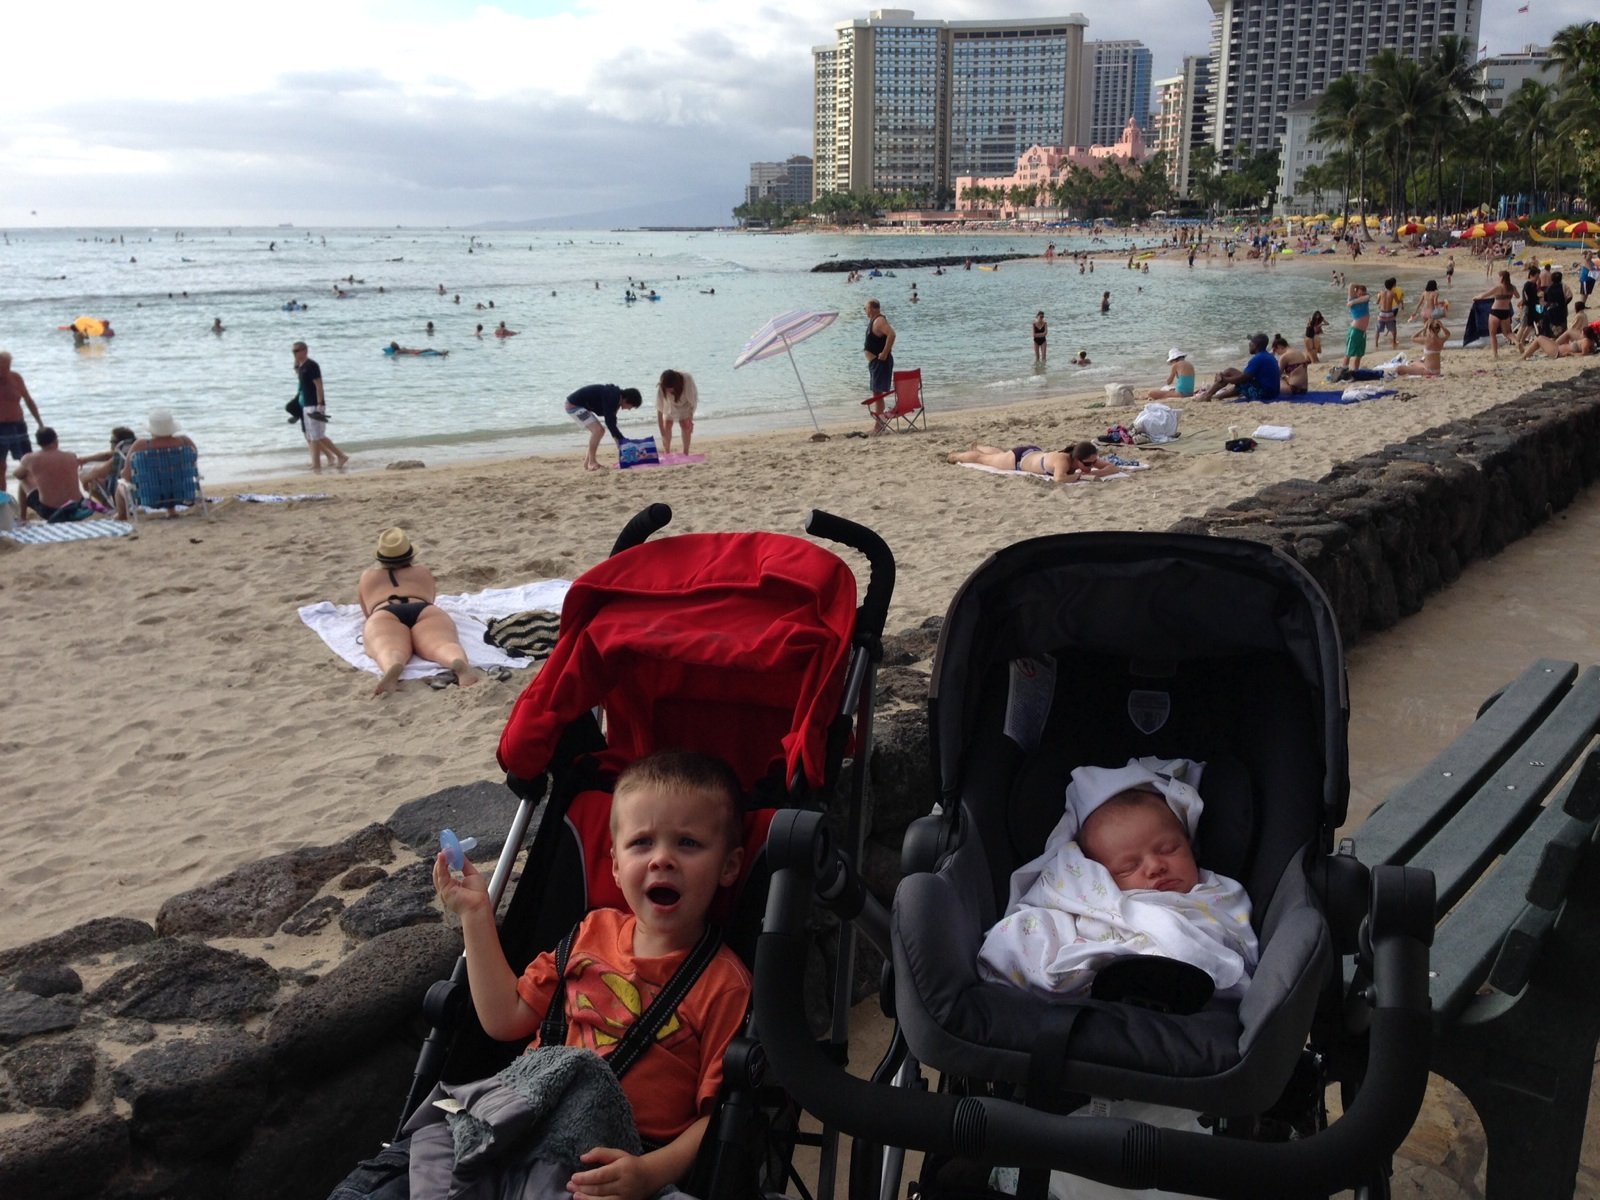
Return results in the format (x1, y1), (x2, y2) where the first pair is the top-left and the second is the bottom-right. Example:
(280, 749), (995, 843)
(752, 533), (1435, 1199)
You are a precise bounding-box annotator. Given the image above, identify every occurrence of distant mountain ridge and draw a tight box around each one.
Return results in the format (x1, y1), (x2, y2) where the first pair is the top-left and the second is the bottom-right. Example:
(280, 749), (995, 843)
(471, 191), (731, 231)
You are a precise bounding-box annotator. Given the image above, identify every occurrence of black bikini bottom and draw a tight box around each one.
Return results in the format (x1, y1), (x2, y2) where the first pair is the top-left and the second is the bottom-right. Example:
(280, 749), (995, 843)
(379, 600), (430, 628)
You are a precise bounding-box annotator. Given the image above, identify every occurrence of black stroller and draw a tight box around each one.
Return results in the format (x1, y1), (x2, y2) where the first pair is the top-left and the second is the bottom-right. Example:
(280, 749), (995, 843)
(334, 505), (895, 1200)
(753, 532), (1435, 1200)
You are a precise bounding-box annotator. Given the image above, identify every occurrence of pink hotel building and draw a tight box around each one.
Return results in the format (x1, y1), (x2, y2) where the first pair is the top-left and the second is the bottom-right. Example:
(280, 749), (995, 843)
(953, 116), (1151, 214)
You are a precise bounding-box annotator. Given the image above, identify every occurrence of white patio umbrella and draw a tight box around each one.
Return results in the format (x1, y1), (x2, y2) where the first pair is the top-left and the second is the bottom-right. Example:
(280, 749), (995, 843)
(733, 309), (840, 434)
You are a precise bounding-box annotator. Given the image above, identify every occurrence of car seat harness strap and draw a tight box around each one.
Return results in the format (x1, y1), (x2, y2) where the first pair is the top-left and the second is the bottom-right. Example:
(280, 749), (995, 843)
(538, 921), (724, 1080)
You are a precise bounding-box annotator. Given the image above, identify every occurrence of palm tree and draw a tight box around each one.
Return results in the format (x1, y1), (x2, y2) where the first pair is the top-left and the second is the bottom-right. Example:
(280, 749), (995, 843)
(1313, 76), (1364, 226)
(1503, 80), (1555, 208)
(1426, 36), (1488, 222)
(1548, 21), (1600, 102)
(1367, 50), (1441, 224)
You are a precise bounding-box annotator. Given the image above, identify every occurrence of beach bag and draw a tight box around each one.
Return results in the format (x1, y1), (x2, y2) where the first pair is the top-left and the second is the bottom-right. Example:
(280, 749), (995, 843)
(1131, 402), (1180, 440)
(617, 436), (660, 469)
(1104, 383), (1137, 405)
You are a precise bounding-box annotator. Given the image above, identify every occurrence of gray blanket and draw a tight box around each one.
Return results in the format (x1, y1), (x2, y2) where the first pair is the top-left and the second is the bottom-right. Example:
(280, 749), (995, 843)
(406, 1047), (641, 1200)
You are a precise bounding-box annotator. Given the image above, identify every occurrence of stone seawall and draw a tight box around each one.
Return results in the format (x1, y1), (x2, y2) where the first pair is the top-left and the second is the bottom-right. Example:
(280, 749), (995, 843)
(2, 369), (1596, 1199)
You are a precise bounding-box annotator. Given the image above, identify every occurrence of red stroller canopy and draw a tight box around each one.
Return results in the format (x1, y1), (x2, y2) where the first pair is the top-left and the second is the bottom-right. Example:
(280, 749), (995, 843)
(499, 532), (859, 793)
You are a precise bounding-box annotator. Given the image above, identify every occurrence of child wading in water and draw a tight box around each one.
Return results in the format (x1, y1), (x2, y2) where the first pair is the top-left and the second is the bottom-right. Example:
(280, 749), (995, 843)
(418, 751), (752, 1200)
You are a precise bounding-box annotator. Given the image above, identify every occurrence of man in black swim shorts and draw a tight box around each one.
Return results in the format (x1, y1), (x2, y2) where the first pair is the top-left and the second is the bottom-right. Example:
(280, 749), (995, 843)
(863, 300), (897, 419)
(0, 351), (43, 504)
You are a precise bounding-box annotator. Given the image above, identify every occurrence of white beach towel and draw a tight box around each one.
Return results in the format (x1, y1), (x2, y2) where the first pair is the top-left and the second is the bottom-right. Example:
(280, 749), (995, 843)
(235, 492), (332, 503)
(977, 757), (1258, 1001)
(956, 462), (1137, 483)
(298, 579), (571, 680)
(0, 518), (134, 545)
(1251, 425), (1293, 440)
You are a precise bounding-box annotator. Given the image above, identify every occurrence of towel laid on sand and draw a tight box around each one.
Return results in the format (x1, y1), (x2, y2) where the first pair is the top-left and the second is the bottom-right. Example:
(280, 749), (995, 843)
(957, 462), (1140, 483)
(629, 452), (706, 468)
(978, 757), (1258, 1001)
(1252, 388), (1394, 405)
(298, 579), (570, 680)
(235, 493), (332, 503)
(0, 518), (134, 545)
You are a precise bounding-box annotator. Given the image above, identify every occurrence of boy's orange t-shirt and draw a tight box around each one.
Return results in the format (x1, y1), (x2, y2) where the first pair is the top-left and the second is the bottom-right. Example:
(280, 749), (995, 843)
(514, 907), (752, 1144)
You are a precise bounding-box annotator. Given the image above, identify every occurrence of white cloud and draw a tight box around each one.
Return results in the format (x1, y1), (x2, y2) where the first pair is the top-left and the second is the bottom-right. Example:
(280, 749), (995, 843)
(4, 1), (1594, 225)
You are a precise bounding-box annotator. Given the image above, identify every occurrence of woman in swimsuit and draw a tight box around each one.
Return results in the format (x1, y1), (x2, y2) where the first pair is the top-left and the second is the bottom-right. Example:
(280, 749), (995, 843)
(1408, 280), (1448, 324)
(1474, 272), (1518, 360)
(357, 528), (481, 698)
(1304, 311), (1326, 362)
(947, 440), (1115, 483)
(1032, 312), (1048, 363)
(1394, 319), (1449, 377)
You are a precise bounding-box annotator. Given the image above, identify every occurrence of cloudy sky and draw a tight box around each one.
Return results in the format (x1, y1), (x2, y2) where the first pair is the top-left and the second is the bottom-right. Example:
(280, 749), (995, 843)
(3, 0), (1587, 227)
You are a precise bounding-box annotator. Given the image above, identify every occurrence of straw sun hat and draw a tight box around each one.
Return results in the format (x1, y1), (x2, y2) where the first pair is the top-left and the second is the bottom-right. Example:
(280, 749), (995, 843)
(375, 527), (415, 566)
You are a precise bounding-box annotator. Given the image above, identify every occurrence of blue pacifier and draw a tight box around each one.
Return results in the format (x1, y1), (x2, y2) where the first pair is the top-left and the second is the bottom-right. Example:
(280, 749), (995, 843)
(439, 828), (478, 872)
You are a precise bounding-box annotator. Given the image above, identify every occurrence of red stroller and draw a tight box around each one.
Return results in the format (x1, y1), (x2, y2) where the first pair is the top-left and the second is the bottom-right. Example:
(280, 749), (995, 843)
(373, 504), (895, 1200)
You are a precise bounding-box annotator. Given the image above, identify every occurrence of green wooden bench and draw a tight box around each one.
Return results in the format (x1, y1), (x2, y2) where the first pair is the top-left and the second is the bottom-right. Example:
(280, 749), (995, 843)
(1348, 658), (1600, 1198)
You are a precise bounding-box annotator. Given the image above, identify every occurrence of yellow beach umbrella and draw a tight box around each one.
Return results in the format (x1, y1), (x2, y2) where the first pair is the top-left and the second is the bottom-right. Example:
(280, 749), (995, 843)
(1565, 220), (1598, 236)
(1397, 222), (1424, 236)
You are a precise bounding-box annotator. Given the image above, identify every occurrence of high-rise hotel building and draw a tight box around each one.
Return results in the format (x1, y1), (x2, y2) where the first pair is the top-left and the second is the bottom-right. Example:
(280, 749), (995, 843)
(812, 9), (1090, 200)
(1206, 0), (1482, 162)
(1152, 55), (1212, 199)
(1087, 40), (1153, 145)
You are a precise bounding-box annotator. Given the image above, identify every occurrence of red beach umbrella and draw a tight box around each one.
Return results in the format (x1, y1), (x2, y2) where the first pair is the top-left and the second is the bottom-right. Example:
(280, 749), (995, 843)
(1539, 219), (1569, 234)
(1494, 217), (1520, 232)
(1396, 222), (1424, 236)
(1462, 224), (1491, 239)
(1565, 220), (1598, 236)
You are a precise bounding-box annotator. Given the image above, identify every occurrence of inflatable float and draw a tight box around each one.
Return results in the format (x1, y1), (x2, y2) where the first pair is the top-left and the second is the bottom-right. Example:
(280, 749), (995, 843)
(58, 316), (113, 336)
(383, 345), (448, 357)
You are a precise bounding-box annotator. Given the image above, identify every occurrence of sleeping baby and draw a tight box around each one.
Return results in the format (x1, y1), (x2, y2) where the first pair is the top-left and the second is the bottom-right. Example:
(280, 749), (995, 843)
(977, 757), (1258, 1002)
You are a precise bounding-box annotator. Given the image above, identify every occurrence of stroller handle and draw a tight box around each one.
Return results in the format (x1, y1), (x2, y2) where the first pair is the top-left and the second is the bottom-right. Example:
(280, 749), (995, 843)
(805, 510), (895, 641)
(611, 503), (673, 556)
(756, 815), (1436, 1200)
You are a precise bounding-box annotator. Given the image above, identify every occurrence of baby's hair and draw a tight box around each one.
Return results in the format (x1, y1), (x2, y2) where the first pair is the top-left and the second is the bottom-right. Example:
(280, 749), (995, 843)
(1080, 787), (1187, 860)
(613, 750), (744, 849)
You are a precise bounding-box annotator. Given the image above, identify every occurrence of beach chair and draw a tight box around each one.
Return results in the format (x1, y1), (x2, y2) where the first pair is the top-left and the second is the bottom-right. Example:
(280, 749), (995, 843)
(871, 368), (926, 434)
(121, 444), (212, 521)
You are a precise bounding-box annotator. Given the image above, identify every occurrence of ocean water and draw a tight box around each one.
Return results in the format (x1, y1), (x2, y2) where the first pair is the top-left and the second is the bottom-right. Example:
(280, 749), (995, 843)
(0, 227), (1356, 481)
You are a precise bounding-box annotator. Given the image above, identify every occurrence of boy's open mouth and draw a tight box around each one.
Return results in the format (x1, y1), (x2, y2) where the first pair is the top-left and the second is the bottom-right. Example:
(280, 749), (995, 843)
(646, 885), (681, 906)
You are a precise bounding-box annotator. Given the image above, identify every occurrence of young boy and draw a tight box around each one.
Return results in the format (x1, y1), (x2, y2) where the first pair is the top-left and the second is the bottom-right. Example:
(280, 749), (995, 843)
(1375, 278), (1400, 350)
(429, 750), (751, 1200)
(1343, 283), (1371, 372)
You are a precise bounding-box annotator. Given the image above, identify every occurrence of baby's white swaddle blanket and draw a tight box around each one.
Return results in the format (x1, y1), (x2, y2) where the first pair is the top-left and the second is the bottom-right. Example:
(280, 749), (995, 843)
(977, 757), (1258, 1001)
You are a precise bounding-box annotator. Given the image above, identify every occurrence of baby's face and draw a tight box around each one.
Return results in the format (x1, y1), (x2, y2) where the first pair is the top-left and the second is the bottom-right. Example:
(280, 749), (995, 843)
(1080, 798), (1200, 894)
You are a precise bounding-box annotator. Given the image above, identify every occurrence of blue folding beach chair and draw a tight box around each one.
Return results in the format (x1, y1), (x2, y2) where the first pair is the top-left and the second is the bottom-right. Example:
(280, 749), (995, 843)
(122, 445), (211, 521)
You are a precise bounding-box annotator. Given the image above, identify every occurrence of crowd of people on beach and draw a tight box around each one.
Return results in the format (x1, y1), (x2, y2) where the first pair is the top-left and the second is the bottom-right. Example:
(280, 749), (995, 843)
(1, 346), (199, 525)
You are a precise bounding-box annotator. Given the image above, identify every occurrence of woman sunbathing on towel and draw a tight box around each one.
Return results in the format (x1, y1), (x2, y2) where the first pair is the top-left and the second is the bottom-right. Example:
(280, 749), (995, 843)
(357, 527), (481, 698)
(947, 440), (1117, 483)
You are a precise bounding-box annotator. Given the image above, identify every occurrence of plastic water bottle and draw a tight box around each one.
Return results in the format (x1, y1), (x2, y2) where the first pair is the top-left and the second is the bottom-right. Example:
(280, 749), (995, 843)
(439, 829), (478, 872)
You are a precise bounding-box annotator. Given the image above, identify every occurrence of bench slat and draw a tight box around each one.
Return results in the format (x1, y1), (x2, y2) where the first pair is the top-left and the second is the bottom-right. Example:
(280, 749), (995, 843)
(1410, 667), (1600, 915)
(1355, 660), (1577, 868)
(1427, 756), (1600, 1020)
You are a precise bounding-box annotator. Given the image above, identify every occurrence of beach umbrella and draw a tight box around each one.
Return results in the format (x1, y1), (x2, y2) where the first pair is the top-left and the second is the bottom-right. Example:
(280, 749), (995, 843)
(1397, 222), (1424, 236)
(1493, 218), (1519, 233)
(733, 309), (839, 435)
(1539, 219), (1569, 234)
(1463, 224), (1491, 239)
(1565, 220), (1598, 236)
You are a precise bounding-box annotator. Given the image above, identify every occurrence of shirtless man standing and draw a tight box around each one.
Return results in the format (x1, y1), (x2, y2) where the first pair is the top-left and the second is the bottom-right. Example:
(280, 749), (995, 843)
(0, 351), (43, 508)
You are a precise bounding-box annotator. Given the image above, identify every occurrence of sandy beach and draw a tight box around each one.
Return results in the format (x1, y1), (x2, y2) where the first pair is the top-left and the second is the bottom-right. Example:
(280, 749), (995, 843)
(3, 240), (1596, 953)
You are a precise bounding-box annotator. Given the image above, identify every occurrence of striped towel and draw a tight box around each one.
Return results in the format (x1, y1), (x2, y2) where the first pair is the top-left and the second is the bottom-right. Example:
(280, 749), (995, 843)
(482, 610), (563, 661)
(0, 519), (135, 545)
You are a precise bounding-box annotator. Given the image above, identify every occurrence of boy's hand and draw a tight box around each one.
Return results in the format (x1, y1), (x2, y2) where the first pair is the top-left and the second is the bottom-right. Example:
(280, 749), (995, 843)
(432, 851), (490, 916)
(568, 1147), (659, 1200)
